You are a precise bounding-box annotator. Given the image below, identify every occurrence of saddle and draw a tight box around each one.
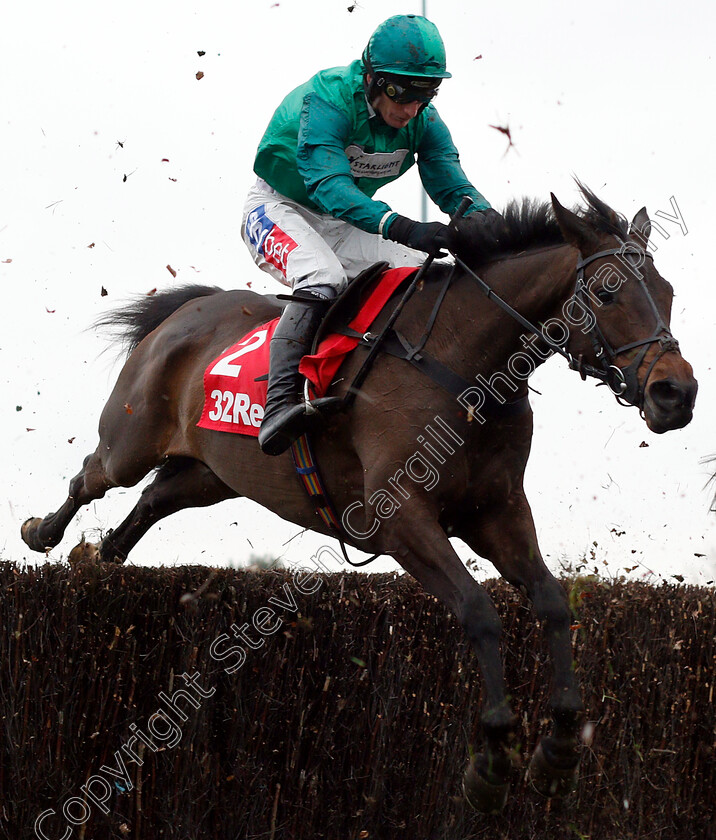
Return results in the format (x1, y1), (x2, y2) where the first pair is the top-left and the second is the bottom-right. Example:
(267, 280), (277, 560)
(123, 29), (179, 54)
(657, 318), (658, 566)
(312, 261), (391, 351)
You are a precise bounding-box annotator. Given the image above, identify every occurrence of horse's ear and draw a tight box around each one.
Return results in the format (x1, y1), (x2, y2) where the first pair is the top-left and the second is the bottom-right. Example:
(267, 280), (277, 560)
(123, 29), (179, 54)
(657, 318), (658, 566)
(629, 206), (651, 249)
(551, 193), (601, 253)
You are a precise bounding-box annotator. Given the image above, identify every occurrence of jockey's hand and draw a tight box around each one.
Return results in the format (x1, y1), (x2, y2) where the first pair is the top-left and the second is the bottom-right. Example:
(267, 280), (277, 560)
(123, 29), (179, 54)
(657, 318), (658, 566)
(458, 207), (506, 244)
(453, 208), (506, 257)
(467, 208), (504, 233)
(478, 208), (504, 226)
(387, 215), (457, 257)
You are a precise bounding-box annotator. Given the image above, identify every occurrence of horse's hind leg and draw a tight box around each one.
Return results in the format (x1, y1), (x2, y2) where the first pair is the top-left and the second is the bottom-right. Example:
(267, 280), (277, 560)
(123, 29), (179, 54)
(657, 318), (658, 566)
(22, 448), (116, 553)
(94, 457), (239, 563)
(22, 412), (169, 555)
(460, 491), (584, 799)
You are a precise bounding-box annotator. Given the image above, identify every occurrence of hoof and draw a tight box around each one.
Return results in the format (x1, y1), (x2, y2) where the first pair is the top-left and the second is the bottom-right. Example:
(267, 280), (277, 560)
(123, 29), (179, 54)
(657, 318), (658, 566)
(21, 517), (48, 552)
(463, 758), (510, 813)
(68, 539), (101, 567)
(528, 739), (579, 799)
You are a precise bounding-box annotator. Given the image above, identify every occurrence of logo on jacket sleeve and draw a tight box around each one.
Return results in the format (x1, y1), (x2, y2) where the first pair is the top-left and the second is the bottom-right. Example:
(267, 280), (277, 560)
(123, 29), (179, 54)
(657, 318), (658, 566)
(245, 204), (298, 277)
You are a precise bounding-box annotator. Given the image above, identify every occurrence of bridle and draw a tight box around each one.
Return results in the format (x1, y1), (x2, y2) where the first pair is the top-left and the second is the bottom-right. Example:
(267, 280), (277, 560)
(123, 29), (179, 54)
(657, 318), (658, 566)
(569, 242), (680, 410)
(451, 239), (680, 413)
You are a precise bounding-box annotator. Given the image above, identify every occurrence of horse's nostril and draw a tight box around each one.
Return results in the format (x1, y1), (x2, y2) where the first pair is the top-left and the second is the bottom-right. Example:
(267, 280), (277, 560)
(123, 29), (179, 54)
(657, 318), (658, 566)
(648, 379), (693, 410)
(650, 380), (680, 405)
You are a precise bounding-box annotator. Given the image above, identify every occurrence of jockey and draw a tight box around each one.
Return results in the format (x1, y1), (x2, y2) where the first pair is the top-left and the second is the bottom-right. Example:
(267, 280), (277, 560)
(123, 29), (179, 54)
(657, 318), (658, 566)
(242, 13), (499, 455)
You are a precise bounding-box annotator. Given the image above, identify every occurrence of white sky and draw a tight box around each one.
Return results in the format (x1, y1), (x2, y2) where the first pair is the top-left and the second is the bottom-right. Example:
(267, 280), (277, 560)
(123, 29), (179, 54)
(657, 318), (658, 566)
(2, 0), (715, 584)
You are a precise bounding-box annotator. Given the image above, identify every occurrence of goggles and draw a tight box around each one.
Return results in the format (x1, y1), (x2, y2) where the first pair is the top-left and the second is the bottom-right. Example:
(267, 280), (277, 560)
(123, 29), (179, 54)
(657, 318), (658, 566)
(379, 75), (441, 104)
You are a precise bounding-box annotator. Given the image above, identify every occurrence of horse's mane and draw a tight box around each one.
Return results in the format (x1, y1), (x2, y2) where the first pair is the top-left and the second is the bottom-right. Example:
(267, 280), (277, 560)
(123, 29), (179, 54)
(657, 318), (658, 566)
(456, 183), (630, 265)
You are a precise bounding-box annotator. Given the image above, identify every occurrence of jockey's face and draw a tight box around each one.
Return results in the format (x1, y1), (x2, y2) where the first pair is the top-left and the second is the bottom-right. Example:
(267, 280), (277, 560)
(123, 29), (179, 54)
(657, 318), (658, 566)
(366, 74), (423, 129)
(372, 92), (422, 128)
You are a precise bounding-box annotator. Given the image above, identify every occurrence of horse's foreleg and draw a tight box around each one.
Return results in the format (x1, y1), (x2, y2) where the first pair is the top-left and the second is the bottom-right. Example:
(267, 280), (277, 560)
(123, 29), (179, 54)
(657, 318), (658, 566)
(378, 508), (516, 812)
(523, 574), (583, 798)
(22, 449), (114, 553)
(96, 457), (239, 563)
(460, 492), (583, 798)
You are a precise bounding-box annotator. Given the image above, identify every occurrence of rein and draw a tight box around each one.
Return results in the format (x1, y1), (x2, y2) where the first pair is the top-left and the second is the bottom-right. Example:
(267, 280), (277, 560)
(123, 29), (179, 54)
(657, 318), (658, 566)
(342, 240), (678, 417)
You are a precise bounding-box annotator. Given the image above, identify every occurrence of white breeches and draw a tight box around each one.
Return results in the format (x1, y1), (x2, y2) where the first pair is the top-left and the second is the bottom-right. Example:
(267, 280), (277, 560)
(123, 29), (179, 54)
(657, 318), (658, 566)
(241, 178), (425, 293)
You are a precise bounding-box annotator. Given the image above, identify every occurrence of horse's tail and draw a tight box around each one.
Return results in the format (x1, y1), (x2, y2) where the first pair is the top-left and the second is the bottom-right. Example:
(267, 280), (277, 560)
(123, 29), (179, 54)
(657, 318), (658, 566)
(96, 284), (223, 355)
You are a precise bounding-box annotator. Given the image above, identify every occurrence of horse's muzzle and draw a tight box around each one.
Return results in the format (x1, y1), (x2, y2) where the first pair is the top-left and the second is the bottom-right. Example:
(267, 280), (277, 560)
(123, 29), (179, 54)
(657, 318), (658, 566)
(643, 373), (698, 433)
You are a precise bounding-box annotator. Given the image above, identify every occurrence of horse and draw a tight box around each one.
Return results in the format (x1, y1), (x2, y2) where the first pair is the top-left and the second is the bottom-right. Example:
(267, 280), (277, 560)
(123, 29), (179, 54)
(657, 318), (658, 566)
(21, 187), (697, 812)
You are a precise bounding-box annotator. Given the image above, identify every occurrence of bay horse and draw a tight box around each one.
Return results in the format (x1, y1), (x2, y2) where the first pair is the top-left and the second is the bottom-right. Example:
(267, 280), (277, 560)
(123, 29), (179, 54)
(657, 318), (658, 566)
(21, 188), (697, 812)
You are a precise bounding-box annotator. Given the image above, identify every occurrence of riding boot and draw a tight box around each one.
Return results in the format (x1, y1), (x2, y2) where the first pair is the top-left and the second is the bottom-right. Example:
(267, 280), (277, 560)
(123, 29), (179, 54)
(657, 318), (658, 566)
(258, 290), (342, 456)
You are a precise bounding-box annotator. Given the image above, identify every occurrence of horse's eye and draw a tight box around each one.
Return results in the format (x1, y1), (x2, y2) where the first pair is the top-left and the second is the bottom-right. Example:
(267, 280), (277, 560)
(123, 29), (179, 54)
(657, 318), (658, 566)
(595, 288), (615, 305)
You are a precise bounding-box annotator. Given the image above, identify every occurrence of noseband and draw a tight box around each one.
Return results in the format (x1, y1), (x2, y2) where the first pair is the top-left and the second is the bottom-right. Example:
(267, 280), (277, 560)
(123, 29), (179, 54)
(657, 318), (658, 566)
(571, 243), (680, 410)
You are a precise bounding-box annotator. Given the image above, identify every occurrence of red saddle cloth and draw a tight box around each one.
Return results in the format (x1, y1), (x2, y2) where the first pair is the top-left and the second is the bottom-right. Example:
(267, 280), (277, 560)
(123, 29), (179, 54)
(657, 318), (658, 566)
(197, 266), (416, 437)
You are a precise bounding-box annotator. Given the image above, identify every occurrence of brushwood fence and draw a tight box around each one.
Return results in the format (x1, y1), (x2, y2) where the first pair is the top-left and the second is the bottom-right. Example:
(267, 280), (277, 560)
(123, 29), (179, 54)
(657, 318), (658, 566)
(0, 561), (714, 840)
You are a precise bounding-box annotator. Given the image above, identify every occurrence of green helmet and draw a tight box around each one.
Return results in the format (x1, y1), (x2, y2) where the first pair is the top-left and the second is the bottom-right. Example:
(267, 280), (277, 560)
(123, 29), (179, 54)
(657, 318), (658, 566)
(363, 14), (451, 80)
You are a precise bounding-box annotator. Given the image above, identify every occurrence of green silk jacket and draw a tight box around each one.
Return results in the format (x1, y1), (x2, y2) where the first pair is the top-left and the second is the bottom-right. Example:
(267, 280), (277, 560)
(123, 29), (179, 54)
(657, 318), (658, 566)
(254, 60), (490, 236)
